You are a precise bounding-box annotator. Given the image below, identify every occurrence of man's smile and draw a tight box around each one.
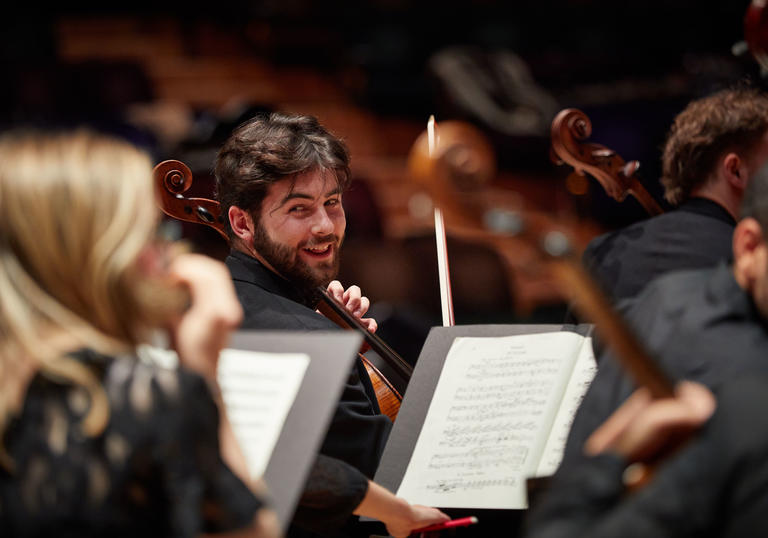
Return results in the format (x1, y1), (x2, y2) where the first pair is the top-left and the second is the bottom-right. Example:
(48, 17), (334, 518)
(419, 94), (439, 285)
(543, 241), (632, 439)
(301, 242), (335, 260)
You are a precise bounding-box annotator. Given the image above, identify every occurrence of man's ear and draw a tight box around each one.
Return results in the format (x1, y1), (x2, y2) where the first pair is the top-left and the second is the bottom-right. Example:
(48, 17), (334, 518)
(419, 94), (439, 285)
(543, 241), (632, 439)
(733, 217), (764, 287)
(724, 153), (749, 190)
(228, 206), (255, 244)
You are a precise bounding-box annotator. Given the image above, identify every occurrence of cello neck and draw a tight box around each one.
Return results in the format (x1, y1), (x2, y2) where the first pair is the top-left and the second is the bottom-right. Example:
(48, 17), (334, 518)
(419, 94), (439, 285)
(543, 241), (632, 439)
(316, 288), (414, 382)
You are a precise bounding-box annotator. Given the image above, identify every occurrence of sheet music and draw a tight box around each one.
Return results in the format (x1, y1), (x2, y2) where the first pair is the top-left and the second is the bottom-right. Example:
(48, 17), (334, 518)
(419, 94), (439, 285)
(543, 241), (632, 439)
(137, 346), (310, 479)
(535, 337), (596, 477)
(217, 349), (310, 479)
(395, 332), (586, 509)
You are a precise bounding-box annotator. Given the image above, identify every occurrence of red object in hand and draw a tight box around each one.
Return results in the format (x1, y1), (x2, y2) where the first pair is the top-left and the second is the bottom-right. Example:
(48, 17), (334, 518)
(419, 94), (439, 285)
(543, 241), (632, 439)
(412, 516), (479, 534)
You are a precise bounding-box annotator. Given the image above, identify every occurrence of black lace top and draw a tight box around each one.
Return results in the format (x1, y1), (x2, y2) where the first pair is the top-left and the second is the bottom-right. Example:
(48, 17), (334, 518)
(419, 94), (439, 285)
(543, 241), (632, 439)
(0, 349), (262, 537)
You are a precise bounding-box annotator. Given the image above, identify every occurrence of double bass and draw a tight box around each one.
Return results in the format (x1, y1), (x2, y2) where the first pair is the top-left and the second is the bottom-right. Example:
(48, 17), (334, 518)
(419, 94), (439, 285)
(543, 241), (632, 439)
(152, 160), (412, 422)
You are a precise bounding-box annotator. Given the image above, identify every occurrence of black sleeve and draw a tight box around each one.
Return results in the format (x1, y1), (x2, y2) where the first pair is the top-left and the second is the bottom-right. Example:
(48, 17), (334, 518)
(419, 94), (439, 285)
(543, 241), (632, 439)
(291, 454), (369, 534)
(524, 450), (709, 538)
(318, 360), (393, 479)
(525, 377), (768, 538)
(159, 371), (264, 537)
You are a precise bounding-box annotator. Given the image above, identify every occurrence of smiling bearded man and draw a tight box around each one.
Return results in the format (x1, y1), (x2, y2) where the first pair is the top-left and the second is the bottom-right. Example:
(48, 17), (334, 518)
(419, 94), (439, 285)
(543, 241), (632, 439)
(248, 168), (345, 301)
(213, 112), (396, 538)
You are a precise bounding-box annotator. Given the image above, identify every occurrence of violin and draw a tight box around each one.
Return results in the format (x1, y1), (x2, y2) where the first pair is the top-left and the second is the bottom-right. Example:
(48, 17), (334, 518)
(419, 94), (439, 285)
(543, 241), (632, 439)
(152, 159), (409, 421)
(550, 108), (664, 216)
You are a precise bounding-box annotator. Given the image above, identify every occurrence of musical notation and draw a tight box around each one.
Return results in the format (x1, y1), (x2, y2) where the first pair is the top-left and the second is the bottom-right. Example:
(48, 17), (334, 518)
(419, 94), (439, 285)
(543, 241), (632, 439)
(396, 332), (595, 509)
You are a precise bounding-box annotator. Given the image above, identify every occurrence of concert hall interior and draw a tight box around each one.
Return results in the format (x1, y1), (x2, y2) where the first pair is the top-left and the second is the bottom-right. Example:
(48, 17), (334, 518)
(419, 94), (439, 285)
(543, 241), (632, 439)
(0, 4), (759, 354)
(5, 2), (768, 538)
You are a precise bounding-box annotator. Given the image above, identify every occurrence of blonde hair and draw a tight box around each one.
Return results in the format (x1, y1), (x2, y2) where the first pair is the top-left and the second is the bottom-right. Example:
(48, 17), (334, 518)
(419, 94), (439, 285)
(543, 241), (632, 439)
(0, 128), (183, 462)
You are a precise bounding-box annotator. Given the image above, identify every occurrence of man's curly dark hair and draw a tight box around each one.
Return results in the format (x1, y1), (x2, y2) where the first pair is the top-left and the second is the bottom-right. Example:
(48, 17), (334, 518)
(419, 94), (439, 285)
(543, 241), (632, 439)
(661, 86), (768, 205)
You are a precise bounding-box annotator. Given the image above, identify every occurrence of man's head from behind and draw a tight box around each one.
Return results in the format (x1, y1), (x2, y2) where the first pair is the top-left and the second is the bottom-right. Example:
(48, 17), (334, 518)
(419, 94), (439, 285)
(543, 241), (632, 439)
(661, 86), (768, 209)
(215, 112), (351, 291)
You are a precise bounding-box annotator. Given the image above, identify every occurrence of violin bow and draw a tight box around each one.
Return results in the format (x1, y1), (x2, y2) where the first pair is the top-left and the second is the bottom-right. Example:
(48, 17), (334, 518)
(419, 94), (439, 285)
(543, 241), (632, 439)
(428, 115), (456, 327)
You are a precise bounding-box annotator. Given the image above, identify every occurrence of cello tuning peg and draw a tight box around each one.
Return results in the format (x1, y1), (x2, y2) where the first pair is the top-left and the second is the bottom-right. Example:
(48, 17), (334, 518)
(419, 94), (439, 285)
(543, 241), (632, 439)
(621, 161), (640, 178)
(196, 206), (215, 223)
(591, 148), (615, 158)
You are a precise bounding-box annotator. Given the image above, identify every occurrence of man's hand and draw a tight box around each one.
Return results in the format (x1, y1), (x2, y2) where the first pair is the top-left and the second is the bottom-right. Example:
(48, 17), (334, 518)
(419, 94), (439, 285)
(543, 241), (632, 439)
(353, 481), (449, 538)
(326, 280), (378, 334)
(384, 504), (450, 538)
(585, 381), (716, 464)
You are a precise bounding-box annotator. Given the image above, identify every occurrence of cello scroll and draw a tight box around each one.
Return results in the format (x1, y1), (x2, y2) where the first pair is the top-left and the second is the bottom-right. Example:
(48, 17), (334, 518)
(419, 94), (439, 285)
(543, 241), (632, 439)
(550, 108), (664, 216)
(154, 159), (229, 239)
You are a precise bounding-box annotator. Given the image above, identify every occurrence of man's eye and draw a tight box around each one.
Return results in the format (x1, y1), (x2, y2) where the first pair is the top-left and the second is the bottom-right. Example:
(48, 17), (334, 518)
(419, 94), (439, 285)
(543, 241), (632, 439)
(325, 198), (340, 207)
(289, 205), (306, 213)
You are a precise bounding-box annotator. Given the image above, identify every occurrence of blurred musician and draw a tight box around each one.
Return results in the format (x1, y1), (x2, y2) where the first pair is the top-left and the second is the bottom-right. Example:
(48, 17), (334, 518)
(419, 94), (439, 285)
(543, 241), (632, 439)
(0, 128), (280, 537)
(561, 159), (768, 473)
(526, 374), (768, 537)
(584, 85), (768, 305)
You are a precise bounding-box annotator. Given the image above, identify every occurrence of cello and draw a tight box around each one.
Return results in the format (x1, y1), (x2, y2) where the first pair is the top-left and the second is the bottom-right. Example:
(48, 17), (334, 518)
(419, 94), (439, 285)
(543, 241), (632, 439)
(407, 118), (680, 490)
(406, 119), (673, 399)
(152, 159), (412, 421)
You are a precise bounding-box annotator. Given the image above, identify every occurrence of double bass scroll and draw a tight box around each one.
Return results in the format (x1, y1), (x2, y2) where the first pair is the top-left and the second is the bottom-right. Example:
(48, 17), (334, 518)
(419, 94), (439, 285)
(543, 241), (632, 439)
(550, 108), (664, 216)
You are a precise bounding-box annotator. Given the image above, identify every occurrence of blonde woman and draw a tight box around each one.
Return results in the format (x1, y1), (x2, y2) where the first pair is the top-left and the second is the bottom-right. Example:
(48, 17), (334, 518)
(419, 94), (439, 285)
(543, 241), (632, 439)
(0, 128), (279, 537)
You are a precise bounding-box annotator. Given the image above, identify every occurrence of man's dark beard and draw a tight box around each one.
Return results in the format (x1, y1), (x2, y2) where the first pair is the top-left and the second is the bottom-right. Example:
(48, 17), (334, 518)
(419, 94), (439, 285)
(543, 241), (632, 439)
(252, 225), (342, 303)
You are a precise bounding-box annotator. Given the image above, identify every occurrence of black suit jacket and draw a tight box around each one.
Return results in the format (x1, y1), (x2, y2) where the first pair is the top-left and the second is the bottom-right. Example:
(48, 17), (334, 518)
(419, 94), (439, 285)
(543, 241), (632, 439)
(583, 197), (735, 304)
(225, 249), (392, 480)
(525, 375), (768, 538)
(561, 262), (768, 468)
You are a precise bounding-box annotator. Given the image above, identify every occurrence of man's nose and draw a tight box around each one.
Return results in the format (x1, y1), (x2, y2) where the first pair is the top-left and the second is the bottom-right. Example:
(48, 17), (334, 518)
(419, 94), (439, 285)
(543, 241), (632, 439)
(311, 208), (335, 235)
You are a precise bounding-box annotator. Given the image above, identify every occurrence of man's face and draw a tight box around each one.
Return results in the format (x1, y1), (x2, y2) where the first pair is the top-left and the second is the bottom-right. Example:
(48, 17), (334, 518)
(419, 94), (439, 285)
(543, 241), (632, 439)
(252, 170), (346, 291)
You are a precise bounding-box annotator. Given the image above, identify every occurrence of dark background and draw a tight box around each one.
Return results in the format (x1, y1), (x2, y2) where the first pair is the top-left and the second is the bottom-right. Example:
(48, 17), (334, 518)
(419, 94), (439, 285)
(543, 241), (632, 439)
(1, 2), (762, 220)
(1, 2), (765, 360)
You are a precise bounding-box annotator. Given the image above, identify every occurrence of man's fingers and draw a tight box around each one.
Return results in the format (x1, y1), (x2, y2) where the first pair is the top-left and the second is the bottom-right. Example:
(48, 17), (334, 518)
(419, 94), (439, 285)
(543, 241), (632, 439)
(357, 296), (370, 317)
(361, 317), (378, 334)
(585, 387), (652, 456)
(327, 280), (344, 302)
(586, 381), (716, 462)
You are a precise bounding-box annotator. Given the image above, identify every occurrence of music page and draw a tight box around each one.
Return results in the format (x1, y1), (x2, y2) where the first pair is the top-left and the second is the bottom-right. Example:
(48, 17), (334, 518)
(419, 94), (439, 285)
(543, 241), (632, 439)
(535, 337), (596, 477)
(217, 349), (310, 479)
(395, 332), (586, 509)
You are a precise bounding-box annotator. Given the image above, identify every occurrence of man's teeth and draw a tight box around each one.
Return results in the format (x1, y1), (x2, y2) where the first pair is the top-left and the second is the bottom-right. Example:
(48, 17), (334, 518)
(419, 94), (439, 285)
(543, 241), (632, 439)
(306, 245), (330, 253)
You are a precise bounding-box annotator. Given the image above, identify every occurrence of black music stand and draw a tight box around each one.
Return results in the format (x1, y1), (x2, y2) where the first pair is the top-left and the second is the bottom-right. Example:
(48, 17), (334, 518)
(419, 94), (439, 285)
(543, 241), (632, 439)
(228, 330), (363, 532)
(371, 323), (593, 537)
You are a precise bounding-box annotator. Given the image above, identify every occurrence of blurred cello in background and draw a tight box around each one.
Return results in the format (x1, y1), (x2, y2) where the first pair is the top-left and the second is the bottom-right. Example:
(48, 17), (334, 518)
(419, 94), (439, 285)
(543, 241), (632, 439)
(406, 118), (673, 399)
